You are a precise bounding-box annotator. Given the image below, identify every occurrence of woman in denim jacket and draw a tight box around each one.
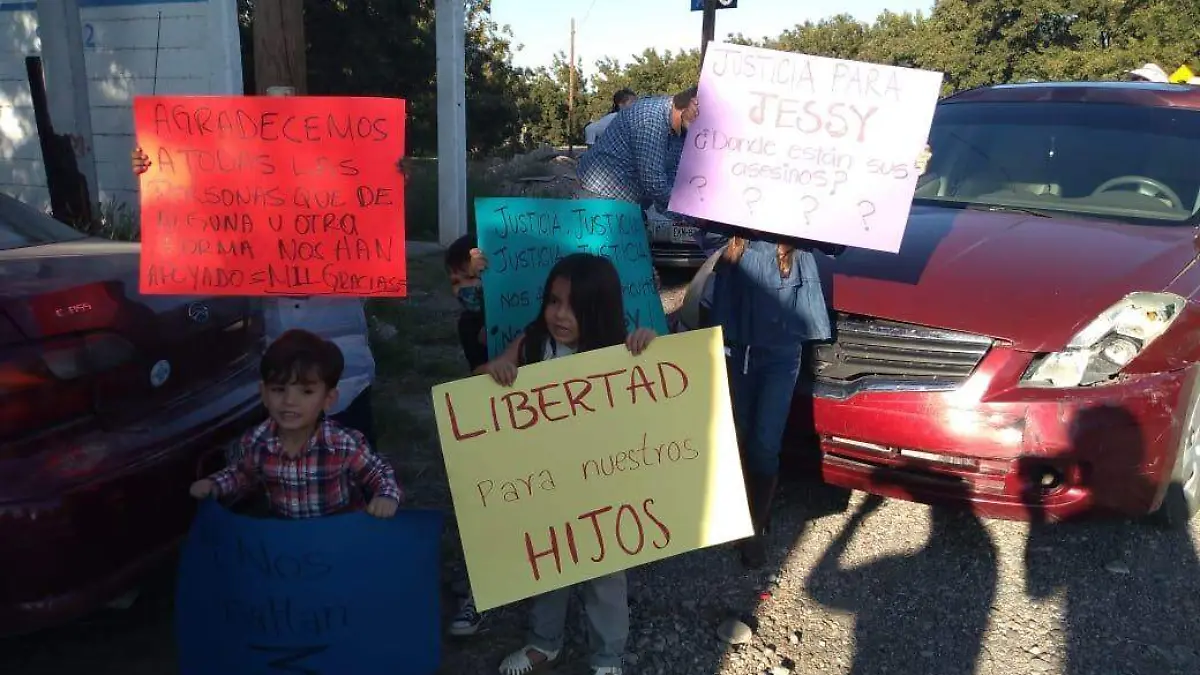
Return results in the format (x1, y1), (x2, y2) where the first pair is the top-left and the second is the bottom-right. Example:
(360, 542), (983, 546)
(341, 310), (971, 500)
(698, 146), (932, 569)
(696, 227), (840, 569)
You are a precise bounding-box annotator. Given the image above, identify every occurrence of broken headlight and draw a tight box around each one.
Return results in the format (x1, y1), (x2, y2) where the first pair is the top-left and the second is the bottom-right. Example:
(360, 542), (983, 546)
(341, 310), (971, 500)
(1022, 292), (1185, 388)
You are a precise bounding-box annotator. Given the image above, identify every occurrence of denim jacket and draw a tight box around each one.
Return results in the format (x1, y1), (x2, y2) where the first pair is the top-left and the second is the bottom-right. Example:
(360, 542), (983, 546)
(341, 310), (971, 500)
(698, 227), (835, 348)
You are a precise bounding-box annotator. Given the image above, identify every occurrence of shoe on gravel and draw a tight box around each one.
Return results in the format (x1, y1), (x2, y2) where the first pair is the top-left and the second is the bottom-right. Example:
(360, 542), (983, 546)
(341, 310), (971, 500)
(449, 595), (482, 636)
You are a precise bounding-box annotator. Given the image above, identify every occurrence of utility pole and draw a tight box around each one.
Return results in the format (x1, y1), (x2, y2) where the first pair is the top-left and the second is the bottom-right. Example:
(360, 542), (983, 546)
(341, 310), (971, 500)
(35, 0), (98, 225)
(435, 0), (468, 246)
(568, 18), (576, 152)
(700, 0), (717, 65)
(252, 0), (307, 94)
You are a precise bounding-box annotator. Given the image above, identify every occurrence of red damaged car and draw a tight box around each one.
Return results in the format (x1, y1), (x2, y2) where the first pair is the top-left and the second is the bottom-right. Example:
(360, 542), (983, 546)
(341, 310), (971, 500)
(682, 81), (1200, 526)
(0, 193), (265, 634)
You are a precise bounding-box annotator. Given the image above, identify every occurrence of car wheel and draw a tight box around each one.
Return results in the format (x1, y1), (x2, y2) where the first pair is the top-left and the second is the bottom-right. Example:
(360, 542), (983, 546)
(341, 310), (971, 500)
(1150, 392), (1200, 528)
(679, 249), (721, 331)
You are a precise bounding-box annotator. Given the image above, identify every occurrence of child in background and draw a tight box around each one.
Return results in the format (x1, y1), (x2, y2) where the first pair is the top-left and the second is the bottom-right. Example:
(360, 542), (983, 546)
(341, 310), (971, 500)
(440, 233), (489, 636)
(445, 234), (489, 372)
(189, 329), (401, 519)
(479, 253), (656, 675)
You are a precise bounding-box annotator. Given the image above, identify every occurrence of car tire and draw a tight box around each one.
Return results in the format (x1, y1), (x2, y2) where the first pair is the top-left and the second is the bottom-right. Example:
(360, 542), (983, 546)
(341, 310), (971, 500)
(1150, 392), (1200, 528)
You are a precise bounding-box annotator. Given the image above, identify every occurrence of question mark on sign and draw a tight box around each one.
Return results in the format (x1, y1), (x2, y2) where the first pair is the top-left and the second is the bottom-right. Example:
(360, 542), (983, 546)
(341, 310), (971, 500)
(689, 176), (708, 201)
(858, 199), (877, 231)
(743, 187), (763, 215)
(800, 196), (819, 226)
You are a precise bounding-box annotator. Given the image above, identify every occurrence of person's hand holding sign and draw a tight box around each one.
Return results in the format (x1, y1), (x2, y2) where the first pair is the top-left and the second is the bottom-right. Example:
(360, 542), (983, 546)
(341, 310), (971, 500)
(189, 478), (214, 499)
(132, 146), (151, 175)
(915, 144), (932, 177)
(479, 356), (519, 387)
(468, 247), (486, 275)
(366, 495), (399, 518)
(449, 248), (487, 295)
(626, 327), (657, 355)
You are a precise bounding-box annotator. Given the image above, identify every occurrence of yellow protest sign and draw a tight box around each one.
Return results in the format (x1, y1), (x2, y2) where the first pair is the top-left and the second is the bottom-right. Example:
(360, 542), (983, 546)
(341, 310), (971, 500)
(431, 327), (751, 612)
(1169, 65), (1195, 84)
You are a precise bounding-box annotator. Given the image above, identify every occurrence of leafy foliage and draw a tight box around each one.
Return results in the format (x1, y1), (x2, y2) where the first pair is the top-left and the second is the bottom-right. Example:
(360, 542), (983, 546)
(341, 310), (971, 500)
(240, 0), (1199, 154)
(241, 0), (526, 155)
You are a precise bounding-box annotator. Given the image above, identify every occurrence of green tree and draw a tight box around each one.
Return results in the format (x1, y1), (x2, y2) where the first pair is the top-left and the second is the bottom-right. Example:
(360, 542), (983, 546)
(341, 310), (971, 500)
(858, 11), (927, 68)
(1029, 0), (1200, 81)
(243, 0), (1200, 152)
(914, 0), (1200, 92)
(239, 0), (528, 155)
(765, 14), (870, 60)
(584, 48), (701, 123)
(464, 0), (530, 154)
(514, 53), (590, 146)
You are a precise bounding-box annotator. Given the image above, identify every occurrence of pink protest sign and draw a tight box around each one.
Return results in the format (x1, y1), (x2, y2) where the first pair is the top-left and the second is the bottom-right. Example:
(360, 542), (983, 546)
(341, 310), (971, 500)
(669, 42), (944, 253)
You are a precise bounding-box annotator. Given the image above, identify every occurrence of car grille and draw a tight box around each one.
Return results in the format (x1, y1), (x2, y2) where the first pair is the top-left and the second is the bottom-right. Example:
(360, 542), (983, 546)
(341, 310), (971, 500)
(813, 314), (992, 394)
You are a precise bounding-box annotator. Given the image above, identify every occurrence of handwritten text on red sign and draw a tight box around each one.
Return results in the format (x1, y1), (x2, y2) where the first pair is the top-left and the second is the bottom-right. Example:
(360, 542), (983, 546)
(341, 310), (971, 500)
(134, 96), (407, 297)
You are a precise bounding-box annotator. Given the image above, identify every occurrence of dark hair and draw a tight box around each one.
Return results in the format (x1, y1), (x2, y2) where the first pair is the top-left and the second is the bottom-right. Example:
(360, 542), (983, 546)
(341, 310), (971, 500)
(261, 329), (344, 389)
(672, 86), (698, 110)
(610, 88), (636, 113)
(520, 253), (626, 365)
(444, 233), (478, 272)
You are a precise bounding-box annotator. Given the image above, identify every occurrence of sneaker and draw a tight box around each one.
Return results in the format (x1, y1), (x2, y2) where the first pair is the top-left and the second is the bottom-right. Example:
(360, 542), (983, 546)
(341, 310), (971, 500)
(448, 595), (482, 636)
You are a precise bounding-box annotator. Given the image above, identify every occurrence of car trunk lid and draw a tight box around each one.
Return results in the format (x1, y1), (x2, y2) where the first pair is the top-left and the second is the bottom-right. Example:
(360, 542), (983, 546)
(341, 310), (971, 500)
(0, 240), (262, 441)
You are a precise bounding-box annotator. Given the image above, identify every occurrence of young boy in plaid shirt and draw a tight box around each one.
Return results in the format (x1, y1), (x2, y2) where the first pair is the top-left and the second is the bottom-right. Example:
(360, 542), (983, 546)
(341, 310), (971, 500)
(190, 329), (402, 519)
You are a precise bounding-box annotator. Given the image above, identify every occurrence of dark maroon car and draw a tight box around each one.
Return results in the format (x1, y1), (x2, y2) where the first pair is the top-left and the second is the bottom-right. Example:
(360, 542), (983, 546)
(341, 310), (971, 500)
(682, 81), (1200, 526)
(0, 193), (265, 635)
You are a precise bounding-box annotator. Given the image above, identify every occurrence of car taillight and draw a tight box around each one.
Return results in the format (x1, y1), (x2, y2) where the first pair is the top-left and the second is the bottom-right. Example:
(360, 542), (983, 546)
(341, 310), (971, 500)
(42, 333), (136, 379)
(0, 332), (136, 446)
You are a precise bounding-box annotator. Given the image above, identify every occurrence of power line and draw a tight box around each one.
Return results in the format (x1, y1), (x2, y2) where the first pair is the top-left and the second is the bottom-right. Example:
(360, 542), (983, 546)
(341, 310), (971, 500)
(579, 0), (599, 28)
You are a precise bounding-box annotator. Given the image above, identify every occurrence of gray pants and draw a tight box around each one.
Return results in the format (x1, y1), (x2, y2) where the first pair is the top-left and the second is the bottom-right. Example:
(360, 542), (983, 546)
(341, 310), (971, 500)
(528, 572), (629, 669)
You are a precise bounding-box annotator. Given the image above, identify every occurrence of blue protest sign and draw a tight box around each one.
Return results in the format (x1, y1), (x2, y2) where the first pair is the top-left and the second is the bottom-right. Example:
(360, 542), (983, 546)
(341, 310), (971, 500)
(474, 197), (668, 358)
(175, 500), (443, 675)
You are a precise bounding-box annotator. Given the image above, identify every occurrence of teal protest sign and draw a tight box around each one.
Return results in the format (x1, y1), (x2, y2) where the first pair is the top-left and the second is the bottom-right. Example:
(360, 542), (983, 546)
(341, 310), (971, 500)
(475, 197), (668, 358)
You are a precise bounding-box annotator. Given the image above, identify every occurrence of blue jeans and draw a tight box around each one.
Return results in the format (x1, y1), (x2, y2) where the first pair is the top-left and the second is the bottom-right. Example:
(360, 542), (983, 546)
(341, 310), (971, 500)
(726, 344), (803, 477)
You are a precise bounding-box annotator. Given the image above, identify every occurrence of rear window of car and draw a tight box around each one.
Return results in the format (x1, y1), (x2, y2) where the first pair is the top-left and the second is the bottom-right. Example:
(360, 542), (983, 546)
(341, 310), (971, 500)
(0, 194), (88, 251)
(917, 100), (1200, 225)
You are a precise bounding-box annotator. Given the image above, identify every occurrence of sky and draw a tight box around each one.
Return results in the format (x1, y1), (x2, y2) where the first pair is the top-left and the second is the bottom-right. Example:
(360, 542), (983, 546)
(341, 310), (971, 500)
(490, 0), (933, 71)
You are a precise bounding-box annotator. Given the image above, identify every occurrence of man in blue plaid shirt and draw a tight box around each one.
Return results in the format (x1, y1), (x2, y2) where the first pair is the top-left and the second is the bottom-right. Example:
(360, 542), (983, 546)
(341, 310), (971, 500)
(577, 86), (699, 214)
(577, 87), (699, 295)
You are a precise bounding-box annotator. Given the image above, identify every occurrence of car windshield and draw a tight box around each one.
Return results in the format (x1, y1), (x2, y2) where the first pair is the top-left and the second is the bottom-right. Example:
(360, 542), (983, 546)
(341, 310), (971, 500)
(916, 100), (1200, 225)
(0, 194), (88, 251)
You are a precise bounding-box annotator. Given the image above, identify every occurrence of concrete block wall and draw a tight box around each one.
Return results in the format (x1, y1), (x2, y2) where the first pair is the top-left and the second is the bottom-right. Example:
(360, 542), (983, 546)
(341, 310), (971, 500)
(0, 0), (241, 212)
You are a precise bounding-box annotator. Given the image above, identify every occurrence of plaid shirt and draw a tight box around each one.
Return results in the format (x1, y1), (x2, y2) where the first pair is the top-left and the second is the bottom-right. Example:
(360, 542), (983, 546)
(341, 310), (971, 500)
(210, 418), (402, 519)
(578, 96), (687, 212)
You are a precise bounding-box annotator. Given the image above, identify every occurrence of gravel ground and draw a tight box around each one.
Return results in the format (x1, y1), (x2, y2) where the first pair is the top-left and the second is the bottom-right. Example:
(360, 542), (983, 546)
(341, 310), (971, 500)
(441, 481), (1200, 675)
(3, 265), (1199, 675)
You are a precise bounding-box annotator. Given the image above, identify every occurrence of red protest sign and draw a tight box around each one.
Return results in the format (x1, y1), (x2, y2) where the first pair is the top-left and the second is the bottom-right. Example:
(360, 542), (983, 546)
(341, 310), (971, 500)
(133, 96), (407, 297)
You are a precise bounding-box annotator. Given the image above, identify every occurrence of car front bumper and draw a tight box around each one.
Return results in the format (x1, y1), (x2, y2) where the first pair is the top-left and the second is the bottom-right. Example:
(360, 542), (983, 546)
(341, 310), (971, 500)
(799, 345), (1192, 521)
